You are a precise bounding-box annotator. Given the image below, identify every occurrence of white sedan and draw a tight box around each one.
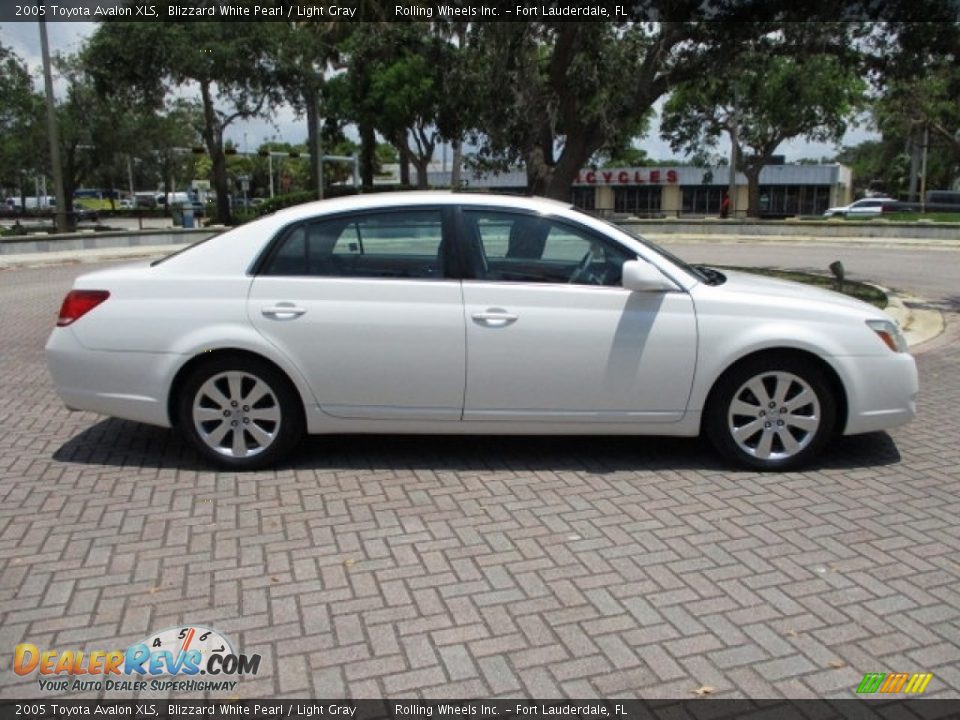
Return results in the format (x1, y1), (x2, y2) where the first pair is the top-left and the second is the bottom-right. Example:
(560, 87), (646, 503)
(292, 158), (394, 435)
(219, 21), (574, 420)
(46, 193), (918, 472)
(823, 197), (898, 218)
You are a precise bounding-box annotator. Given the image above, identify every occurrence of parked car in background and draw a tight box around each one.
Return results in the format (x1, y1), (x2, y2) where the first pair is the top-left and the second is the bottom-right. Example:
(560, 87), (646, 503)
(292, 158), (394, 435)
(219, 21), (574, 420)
(823, 197), (898, 218)
(72, 203), (99, 222)
(926, 190), (960, 207)
(46, 193), (917, 472)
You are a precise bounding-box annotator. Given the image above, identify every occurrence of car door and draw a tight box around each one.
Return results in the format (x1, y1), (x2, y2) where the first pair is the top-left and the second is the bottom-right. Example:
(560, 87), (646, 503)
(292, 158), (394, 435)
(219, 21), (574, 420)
(248, 206), (466, 421)
(457, 208), (697, 423)
(847, 200), (881, 217)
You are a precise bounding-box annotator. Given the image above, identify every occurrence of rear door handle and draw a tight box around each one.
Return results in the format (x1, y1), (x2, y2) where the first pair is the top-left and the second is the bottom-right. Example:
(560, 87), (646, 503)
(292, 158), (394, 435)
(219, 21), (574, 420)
(471, 309), (518, 327)
(262, 303), (306, 319)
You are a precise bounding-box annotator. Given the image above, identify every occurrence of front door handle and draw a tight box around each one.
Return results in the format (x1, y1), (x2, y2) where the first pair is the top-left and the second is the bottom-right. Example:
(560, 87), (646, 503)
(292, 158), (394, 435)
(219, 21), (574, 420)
(472, 309), (518, 327)
(262, 303), (306, 320)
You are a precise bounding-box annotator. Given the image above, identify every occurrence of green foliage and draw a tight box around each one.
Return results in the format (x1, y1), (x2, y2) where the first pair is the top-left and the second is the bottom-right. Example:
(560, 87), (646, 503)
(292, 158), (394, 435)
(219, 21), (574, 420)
(662, 29), (866, 216)
(856, 20), (959, 197)
(255, 191), (317, 216)
(326, 24), (458, 188)
(0, 42), (44, 190)
(464, 21), (789, 199)
(84, 21), (288, 224)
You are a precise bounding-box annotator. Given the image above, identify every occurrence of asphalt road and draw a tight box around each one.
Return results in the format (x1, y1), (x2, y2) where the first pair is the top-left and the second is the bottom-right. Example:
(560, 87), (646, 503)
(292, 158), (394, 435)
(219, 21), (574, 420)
(660, 241), (960, 311)
(1, 246), (958, 701)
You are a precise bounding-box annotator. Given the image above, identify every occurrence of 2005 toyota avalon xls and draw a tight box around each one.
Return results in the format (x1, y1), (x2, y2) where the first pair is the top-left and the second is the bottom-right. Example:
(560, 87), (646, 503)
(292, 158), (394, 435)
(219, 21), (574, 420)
(46, 193), (918, 472)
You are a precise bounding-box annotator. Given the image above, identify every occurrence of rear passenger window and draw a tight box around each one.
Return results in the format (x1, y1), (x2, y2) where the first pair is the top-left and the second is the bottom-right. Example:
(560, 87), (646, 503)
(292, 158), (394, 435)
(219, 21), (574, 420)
(260, 209), (447, 279)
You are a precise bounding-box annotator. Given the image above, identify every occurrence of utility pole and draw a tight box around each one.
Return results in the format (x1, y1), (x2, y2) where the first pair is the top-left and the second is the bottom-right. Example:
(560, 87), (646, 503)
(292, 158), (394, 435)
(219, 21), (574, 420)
(126, 156), (135, 200)
(316, 97), (324, 200)
(39, 18), (69, 233)
(920, 124), (929, 214)
(268, 153), (274, 198)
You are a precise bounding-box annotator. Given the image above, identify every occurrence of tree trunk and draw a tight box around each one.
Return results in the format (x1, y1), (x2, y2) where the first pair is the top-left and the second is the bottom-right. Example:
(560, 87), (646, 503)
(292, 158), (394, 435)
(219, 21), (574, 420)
(305, 86), (320, 198)
(414, 158), (429, 189)
(745, 166), (762, 218)
(527, 133), (596, 202)
(451, 139), (462, 188)
(908, 130), (920, 201)
(62, 148), (77, 231)
(200, 81), (231, 224)
(359, 122), (375, 187)
(396, 139), (411, 186)
(525, 146), (552, 197)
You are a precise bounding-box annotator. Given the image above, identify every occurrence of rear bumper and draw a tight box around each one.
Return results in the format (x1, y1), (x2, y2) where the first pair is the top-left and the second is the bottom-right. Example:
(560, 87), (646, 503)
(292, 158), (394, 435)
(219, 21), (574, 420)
(45, 327), (178, 428)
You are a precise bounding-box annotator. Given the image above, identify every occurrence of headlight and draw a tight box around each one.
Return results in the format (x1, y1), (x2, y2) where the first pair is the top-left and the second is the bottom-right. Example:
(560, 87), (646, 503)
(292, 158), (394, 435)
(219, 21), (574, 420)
(866, 319), (908, 353)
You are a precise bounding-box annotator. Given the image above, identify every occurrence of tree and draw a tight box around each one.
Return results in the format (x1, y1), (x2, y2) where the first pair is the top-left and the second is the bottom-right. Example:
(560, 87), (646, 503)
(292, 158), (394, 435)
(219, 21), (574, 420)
(662, 32), (865, 217)
(833, 140), (909, 197)
(0, 43), (44, 202)
(463, 20), (785, 201)
(84, 21), (286, 224)
(867, 21), (960, 197)
(325, 23), (457, 189)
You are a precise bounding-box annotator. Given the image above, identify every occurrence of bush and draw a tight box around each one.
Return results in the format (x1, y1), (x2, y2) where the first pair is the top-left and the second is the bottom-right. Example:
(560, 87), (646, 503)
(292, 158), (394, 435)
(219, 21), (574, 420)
(254, 185), (420, 217)
(255, 191), (317, 217)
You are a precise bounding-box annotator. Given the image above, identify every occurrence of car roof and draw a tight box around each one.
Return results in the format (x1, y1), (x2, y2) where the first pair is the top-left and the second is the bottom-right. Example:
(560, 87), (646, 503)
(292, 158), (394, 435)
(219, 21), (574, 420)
(271, 191), (573, 222)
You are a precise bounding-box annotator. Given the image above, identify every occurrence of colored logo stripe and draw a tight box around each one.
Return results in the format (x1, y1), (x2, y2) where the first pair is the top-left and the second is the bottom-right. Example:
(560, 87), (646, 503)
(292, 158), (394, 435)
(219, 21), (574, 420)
(856, 672), (932, 694)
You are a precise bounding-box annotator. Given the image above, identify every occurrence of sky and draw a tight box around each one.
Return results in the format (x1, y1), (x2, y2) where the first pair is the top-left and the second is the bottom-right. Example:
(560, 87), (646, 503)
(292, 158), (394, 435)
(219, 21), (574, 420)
(0, 21), (878, 164)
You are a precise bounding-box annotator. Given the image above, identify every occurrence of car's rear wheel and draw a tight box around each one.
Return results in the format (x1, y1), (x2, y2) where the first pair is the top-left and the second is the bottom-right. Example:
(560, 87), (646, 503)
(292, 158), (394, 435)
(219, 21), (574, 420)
(706, 355), (837, 471)
(177, 356), (304, 470)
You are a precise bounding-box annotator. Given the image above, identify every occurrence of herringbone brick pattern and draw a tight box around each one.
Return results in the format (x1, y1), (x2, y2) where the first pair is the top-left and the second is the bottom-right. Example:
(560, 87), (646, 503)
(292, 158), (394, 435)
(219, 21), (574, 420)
(1, 263), (958, 700)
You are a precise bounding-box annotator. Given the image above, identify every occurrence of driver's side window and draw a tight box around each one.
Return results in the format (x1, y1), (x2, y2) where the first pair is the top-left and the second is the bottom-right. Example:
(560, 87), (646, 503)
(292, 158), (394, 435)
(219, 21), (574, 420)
(463, 210), (633, 286)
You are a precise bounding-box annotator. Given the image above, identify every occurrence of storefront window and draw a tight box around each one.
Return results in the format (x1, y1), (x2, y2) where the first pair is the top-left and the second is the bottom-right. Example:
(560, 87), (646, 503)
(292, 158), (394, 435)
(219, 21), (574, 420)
(681, 187), (723, 215)
(613, 187), (662, 215)
(570, 187), (596, 211)
(758, 185), (832, 216)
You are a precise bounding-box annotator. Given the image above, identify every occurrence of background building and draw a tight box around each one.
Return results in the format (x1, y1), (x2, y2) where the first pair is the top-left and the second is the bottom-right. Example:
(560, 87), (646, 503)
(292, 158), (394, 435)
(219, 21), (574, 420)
(428, 164), (854, 218)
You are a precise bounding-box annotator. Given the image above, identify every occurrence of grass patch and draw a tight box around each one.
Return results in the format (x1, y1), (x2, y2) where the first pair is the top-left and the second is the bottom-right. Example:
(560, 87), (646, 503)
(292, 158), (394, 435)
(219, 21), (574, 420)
(718, 266), (887, 309)
(832, 212), (960, 223)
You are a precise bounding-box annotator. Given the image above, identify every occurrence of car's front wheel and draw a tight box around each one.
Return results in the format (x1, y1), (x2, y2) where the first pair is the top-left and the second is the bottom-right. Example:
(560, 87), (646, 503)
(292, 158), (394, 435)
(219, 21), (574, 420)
(706, 355), (837, 471)
(177, 356), (304, 470)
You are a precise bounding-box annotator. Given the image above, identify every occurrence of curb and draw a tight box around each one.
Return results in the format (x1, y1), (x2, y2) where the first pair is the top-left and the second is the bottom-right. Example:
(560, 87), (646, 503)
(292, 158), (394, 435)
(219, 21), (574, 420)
(877, 286), (946, 350)
(0, 244), (191, 270)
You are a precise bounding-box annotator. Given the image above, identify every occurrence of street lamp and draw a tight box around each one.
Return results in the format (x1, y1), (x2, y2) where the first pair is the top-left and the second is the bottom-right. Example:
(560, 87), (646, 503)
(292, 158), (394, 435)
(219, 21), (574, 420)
(265, 135), (276, 198)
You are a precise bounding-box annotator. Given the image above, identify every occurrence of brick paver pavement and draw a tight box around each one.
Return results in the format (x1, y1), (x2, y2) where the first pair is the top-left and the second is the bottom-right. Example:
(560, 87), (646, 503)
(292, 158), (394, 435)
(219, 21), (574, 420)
(1, 262), (958, 700)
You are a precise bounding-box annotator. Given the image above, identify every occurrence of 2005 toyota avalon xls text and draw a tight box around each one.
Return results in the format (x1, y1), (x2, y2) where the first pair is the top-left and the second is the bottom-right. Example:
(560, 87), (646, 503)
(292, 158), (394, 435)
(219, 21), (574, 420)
(46, 193), (918, 471)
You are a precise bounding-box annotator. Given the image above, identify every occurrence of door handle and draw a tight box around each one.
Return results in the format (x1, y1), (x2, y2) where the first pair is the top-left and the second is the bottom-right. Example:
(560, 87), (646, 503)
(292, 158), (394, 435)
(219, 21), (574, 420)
(261, 303), (306, 319)
(472, 309), (518, 327)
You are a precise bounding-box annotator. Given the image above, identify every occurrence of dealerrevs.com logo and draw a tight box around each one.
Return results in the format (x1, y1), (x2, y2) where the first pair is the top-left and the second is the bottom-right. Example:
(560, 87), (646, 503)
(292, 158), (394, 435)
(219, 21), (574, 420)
(14, 626), (261, 693)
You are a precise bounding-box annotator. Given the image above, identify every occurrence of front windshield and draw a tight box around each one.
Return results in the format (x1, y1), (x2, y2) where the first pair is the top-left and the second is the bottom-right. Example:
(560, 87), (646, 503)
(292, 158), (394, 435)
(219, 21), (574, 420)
(578, 210), (710, 283)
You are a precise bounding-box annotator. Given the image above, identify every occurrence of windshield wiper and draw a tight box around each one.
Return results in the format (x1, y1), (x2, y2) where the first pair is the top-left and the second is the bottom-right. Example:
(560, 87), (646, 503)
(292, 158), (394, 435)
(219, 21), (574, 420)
(694, 264), (726, 285)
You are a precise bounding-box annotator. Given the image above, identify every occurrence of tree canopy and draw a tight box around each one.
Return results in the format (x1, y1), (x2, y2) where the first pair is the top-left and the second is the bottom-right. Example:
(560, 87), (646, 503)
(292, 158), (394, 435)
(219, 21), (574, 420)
(662, 27), (866, 215)
(83, 21), (287, 222)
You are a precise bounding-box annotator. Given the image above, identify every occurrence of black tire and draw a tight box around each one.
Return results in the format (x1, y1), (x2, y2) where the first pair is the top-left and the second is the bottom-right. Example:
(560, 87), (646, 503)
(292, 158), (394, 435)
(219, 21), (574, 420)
(177, 355), (304, 471)
(705, 354), (838, 471)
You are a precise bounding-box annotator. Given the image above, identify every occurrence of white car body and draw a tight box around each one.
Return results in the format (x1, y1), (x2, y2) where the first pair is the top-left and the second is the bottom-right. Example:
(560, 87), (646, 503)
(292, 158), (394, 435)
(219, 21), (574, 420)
(46, 192), (917, 470)
(823, 197), (897, 218)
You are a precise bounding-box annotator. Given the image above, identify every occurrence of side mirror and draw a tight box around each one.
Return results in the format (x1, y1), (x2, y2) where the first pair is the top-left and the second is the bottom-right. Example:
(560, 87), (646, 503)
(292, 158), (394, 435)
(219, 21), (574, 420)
(621, 260), (675, 292)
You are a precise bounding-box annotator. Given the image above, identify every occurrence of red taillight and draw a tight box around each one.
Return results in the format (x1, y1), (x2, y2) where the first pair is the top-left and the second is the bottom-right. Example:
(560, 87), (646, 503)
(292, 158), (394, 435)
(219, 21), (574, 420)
(57, 290), (110, 326)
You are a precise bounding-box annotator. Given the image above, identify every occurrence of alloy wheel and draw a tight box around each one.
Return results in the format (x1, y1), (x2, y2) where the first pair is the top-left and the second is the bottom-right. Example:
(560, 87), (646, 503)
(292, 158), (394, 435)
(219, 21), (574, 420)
(191, 371), (282, 458)
(727, 371), (821, 461)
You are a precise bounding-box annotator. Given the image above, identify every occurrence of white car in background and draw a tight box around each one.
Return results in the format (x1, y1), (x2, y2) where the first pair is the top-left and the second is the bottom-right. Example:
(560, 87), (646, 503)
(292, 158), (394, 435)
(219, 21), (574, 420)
(823, 197), (898, 218)
(46, 193), (918, 472)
